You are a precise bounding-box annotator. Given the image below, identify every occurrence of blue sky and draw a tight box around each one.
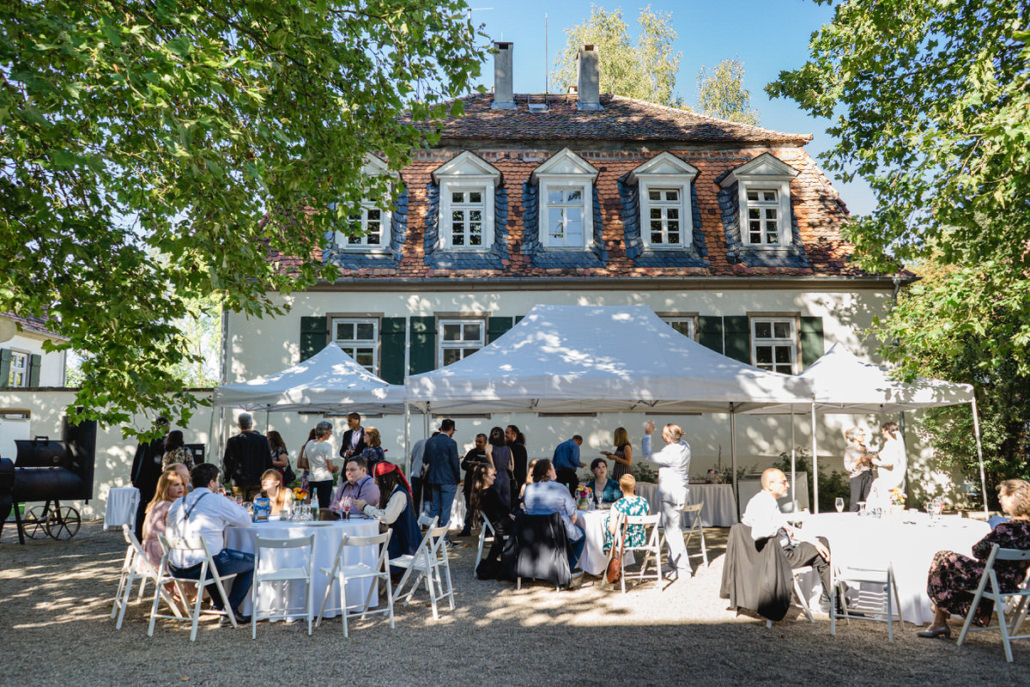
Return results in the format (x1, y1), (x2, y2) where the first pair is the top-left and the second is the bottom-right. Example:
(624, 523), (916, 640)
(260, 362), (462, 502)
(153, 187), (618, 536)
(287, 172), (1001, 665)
(465, 0), (876, 215)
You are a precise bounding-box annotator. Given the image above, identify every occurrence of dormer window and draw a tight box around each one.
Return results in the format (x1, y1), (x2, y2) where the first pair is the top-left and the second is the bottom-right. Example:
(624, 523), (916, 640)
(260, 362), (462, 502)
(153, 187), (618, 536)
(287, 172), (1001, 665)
(746, 188), (780, 245)
(432, 151), (501, 252)
(532, 149), (598, 250)
(332, 154), (394, 252)
(628, 153), (699, 251)
(447, 189), (485, 248)
(718, 153), (798, 249)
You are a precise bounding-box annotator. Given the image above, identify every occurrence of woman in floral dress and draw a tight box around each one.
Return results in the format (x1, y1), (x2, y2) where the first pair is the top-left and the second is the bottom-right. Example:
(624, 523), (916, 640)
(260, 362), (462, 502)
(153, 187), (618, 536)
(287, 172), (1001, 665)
(920, 479), (1030, 638)
(604, 474), (650, 553)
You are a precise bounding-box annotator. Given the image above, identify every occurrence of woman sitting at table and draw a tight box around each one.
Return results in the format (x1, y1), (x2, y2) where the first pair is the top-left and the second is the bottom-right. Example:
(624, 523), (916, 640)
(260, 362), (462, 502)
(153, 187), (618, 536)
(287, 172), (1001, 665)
(603, 474), (650, 554)
(919, 479), (1030, 638)
(470, 463), (516, 576)
(141, 467), (188, 567)
(867, 421), (907, 508)
(517, 458), (540, 511)
(586, 458), (621, 507)
(603, 426), (633, 481)
(259, 469), (292, 516)
(355, 462), (419, 579)
(359, 426), (386, 476)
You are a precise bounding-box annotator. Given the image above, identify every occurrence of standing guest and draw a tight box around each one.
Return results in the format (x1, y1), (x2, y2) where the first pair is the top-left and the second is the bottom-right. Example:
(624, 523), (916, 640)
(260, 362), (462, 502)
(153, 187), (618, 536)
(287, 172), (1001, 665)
(141, 467), (188, 568)
(355, 462), (419, 580)
(304, 421), (338, 509)
(266, 430), (290, 482)
(603, 427), (634, 482)
(358, 426), (386, 477)
(166, 463), (254, 625)
(868, 421), (907, 507)
(604, 474), (650, 553)
(222, 413), (273, 502)
(329, 456), (380, 513)
(523, 459), (586, 569)
(258, 469), (292, 516)
(506, 425), (529, 495)
(162, 430), (194, 472)
(339, 412), (367, 461)
(425, 419), (460, 544)
(459, 433), (489, 537)
(586, 458), (621, 507)
(919, 479), (1030, 638)
(552, 435), (584, 495)
(742, 468), (832, 595)
(296, 427), (317, 492)
(641, 420), (692, 581)
(842, 427), (874, 511)
(487, 427), (514, 514)
(131, 417), (168, 539)
(409, 432), (437, 516)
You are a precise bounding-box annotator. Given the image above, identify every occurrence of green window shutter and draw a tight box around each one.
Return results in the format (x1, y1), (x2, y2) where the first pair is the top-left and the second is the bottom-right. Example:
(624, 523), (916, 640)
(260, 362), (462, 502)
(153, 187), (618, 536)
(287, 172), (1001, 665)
(28, 354), (41, 386)
(514, 315), (524, 325)
(697, 316), (724, 354)
(409, 316), (436, 374)
(487, 316), (514, 343)
(724, 316), (751, 364)
(0, 349), (10, 386)
(800, 316), (825, 370)
(380, 317), (406, 384)
(299, 316), (328, 362)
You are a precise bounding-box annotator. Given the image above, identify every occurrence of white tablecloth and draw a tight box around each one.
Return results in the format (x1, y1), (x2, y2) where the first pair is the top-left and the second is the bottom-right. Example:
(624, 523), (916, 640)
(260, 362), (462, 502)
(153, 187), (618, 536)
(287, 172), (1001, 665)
(578, 508), (637, 577)
(104, 487), (140, 530)
(635, 483), (738, 527)
(796, 512), (990, 625)
(226, 518), (378, 619)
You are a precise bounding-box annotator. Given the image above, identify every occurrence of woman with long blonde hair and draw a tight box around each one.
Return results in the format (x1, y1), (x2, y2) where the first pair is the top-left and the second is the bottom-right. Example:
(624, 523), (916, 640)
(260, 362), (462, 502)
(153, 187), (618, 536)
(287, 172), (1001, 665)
(141, 467), (188, 567)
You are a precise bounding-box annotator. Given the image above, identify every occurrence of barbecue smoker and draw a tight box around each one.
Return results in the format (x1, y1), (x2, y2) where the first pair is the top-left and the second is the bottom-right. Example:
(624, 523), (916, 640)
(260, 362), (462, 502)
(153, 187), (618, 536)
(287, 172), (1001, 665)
(0, 417), (96, 544)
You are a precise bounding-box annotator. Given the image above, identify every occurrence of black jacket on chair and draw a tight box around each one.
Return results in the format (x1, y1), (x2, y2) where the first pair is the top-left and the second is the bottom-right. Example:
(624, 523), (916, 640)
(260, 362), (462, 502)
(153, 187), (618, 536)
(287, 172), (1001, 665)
(500, 512), (572, 588)
(719, 522), (793, 621)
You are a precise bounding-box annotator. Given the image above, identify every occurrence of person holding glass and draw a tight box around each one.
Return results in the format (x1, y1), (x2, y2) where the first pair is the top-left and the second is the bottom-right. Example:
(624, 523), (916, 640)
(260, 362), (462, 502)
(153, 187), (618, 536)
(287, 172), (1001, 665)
(842, 427), (874, 511)
(586, 458), (621, 507)
(603, 427), (634, 481)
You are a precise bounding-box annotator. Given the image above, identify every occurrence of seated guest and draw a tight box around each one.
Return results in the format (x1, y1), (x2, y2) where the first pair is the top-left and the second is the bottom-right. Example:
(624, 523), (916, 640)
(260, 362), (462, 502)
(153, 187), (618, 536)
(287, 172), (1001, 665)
(330, 456), (380, 514)
(586, 458), (621, 507)
(359, 426), (386, 477)
(741, 468), (832, 596)
(167, 462), (192, 492)
(258, 469), (292, 516)
(517, 458), (540, 510)
(604, 474), (650, 553)
(141, 467), (188, 568)
(460, 433), (489, 536)
(919, 479), (1030, 638)
(470, 464), (516, 573)
(355, 462), (419, 579)
(166, 463), (254, 625)
(523, 459), (585, 569)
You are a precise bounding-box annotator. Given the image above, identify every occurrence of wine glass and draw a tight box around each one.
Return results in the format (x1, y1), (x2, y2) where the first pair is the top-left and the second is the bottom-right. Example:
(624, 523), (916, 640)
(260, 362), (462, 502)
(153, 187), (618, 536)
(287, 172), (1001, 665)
(835, 497), (845, 513)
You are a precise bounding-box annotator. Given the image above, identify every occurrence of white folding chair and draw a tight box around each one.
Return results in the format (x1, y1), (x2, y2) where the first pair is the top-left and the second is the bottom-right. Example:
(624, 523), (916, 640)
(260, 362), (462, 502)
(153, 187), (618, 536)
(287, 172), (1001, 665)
(250, 534), (316, 638)
(681, 502), (709, 571)
(104, 487), (140, 532)
(316, 531), (394, 637)
(474, 516), (509, 571)
(111, 524), (183, 629)
(830, 563), (902, 642)
(765, 565), (816, 628)
(957, 545), (1030, 662)
(148, 534), (239, 641)
(618, 514), (664, 593)
(392, 524), (455, 620)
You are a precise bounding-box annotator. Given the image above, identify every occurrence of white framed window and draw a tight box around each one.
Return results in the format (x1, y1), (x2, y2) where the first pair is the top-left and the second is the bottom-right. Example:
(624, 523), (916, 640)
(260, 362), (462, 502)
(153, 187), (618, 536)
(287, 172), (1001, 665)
(433, 151), (501, 251)
(336, 204), (388, 250)
(662, 317), (696, 340)
(7, 351), (28, 387)
(629, 153), (698, 250)
(746, 189), (780, 245)
(438, 318), (485, 367)
(331, 318), (378, 374)
(532, 148), (598, 250)
(718, 153), (798, 249)
(751, 317), (797, 374)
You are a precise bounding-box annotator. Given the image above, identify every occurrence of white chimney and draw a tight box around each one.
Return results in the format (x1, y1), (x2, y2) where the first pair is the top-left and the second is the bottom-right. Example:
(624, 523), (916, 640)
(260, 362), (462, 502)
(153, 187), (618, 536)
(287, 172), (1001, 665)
(491, 42), (515, 110)
(576, 44), (602, 111)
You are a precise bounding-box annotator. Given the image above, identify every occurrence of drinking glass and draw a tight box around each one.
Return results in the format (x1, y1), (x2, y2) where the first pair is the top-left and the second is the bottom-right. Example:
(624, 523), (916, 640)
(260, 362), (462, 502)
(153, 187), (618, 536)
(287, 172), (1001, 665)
(835, 497), (845, 513)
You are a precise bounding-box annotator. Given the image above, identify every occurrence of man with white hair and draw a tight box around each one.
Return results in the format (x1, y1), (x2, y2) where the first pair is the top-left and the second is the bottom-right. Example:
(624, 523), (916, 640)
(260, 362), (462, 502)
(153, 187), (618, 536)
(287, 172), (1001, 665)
(222, 412), (273, 501)
(642, 420), (692, 581)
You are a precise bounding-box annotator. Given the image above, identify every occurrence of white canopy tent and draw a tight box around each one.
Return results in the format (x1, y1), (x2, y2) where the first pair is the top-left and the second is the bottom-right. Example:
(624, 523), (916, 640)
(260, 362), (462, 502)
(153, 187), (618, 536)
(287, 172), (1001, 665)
(405, 304), (815, 492)
(739, 343), (984, 513)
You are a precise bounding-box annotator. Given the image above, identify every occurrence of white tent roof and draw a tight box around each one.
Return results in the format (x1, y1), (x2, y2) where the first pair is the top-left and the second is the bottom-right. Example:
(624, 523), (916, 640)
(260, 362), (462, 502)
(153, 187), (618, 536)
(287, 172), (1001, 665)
(405, 304), (813, 414)
(212, 342), (406, 413)
(738, 342), (974, 414)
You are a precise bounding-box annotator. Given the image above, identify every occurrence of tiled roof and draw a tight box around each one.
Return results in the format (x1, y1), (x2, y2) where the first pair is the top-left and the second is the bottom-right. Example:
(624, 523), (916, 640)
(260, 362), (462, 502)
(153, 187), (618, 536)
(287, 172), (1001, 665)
(412, 93), (813, 146)
(1, 311), (62, 339)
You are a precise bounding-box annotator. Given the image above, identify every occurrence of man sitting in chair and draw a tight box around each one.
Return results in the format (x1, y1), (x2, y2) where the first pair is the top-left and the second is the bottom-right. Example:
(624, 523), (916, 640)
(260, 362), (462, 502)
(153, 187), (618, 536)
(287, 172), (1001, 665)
(742, 468), (832, 598)
(166, 463), (255, 625)
(523, 459), (585, 569)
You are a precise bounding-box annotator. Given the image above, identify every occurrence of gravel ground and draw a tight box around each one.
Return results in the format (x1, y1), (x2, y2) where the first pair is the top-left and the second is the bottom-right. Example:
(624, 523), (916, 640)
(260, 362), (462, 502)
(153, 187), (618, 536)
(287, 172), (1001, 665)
(2, 520), (1028, 687)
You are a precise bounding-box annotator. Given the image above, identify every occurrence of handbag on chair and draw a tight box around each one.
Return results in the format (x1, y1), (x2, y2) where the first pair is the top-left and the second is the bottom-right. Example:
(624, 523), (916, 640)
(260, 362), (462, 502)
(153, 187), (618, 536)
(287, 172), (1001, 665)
(605, 515), (626, 584)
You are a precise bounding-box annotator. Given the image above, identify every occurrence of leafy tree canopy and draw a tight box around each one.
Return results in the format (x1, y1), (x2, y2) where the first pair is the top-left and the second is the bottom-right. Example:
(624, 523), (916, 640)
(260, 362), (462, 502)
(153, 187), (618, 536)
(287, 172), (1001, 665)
(0, 0), (487, 436)
(551, 5), (681, 108)
(696, 58), (759, 125)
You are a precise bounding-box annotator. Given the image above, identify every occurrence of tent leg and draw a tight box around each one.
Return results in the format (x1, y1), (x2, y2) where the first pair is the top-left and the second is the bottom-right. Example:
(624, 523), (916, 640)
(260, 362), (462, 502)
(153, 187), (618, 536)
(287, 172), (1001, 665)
(790, 406), (797, 513)
(403, 402), (411, 477)
(811, 402), (818, 514)
(971, 397), (988, 516)
(730, 404), (738, 517)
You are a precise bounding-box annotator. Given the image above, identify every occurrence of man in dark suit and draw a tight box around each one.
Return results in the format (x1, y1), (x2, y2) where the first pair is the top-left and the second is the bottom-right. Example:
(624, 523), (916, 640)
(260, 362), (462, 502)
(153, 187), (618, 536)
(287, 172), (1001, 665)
(222, 413), (273, 501)
(130, 417), (168, 538)
(424, 419), (460, 544)
(338, 412), (366, 461)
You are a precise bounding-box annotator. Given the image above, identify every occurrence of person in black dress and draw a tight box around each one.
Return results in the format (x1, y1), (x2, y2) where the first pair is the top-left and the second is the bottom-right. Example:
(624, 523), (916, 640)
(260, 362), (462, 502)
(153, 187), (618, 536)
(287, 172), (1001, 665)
(459, 433), (489, 537)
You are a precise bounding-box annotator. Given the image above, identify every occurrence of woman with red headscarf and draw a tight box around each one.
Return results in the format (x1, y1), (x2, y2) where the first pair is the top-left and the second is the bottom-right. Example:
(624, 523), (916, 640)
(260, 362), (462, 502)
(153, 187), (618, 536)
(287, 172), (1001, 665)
(355, 462), (420, 578)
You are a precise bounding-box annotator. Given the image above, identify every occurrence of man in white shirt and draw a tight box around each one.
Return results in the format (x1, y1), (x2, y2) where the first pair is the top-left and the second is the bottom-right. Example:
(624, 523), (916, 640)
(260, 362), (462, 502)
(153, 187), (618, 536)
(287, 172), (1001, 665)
(641, 420), (692, 580)
(166, 463), (254, 624)
(742, 468), (832, 595)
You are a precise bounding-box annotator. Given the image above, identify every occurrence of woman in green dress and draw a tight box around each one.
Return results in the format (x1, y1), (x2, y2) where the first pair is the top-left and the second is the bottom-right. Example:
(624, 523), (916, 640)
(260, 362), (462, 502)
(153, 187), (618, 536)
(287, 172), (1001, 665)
(604, 474), (650, 553)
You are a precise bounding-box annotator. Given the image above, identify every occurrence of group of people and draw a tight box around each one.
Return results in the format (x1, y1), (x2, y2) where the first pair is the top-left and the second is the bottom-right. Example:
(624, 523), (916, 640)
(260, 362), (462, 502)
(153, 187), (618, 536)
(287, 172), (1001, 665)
(841, 421), (907, 510)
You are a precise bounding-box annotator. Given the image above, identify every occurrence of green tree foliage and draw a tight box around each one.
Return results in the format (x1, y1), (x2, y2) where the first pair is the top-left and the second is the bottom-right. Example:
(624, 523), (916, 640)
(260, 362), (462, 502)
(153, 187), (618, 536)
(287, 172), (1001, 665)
(551, 5), (681, 107)
(0, 0), (486, 436)
(696, 58), (759, 124)
(767, 1), (1030, 494)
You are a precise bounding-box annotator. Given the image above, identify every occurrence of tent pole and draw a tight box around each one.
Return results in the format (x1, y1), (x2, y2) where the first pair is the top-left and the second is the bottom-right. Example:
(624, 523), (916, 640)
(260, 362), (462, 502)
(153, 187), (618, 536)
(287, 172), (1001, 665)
(790, 406), (797, 513)
(971, 397), (988, 515)
(811, 401), (819, 514)
(730, 403), (738, 517)
(403, 402), (411, 477)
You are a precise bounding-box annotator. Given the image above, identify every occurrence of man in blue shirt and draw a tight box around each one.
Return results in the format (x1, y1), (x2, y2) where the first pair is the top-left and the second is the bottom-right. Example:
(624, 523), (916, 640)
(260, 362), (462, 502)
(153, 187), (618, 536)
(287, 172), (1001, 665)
(424, 419), (460, 544)
(552, 435), (583, 496)
(523, 459), (586, 568)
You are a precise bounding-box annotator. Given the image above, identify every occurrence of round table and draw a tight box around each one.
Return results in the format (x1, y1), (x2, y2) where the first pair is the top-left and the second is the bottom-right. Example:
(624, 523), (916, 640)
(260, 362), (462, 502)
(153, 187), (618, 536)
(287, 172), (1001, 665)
(226, 517), (379, 619)
(796, 512), (990, 625)
(635, 482), (738, 527)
